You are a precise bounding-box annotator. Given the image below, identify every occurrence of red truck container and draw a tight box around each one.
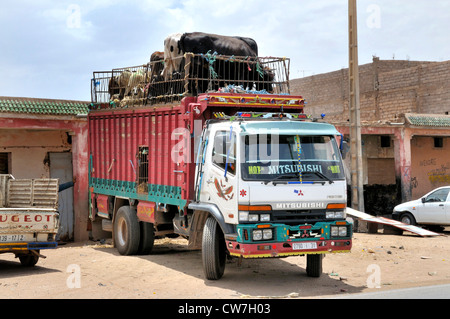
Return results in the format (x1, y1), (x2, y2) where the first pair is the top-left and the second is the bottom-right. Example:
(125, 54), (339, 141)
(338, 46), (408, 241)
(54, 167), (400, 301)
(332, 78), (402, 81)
(89, 54), (352, 280)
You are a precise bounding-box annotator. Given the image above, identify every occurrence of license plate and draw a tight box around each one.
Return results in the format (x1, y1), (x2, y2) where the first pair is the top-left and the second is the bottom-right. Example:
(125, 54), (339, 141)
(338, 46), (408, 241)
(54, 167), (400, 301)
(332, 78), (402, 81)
(293, 242), (317, 250)
(0, 234), (28, 243)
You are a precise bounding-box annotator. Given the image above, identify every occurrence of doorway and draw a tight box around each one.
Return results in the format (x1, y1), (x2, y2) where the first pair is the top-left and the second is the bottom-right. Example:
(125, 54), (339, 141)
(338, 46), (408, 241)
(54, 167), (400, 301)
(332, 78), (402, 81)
(50, 152), (74, 241)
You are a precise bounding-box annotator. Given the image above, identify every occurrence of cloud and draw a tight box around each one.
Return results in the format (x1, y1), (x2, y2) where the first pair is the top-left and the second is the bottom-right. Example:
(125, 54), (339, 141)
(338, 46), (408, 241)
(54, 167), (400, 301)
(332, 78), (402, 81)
(0, 0), (450, 101)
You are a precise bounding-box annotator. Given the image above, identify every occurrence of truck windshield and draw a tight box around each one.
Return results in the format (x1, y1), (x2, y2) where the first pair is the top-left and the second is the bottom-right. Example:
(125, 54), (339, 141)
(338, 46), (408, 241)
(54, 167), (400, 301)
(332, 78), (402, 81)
(241, 134), (345, 182)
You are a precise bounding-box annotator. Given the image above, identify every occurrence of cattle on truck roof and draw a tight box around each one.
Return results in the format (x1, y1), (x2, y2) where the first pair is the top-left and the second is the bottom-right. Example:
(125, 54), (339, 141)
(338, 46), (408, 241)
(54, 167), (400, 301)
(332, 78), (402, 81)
(91, 54), (291, 110)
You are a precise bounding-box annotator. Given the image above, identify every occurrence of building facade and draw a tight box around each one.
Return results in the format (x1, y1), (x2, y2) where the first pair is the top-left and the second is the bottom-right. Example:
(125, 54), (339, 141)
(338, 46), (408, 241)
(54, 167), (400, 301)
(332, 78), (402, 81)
(291, 58), (450, 215)
(0, 97), (90, 241)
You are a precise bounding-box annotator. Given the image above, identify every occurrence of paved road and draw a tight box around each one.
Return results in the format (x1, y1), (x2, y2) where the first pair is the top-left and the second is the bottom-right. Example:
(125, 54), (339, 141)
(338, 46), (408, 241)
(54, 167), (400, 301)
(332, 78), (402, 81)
(330, 284), (450, 299)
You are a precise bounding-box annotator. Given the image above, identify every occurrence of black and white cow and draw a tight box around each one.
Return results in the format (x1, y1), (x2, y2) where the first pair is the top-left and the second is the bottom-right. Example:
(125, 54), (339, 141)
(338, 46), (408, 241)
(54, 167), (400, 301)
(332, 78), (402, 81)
(161, 32), (275, 95)
(162, 33), (183, 81)
(178, 32), (258, 57)
(179, 32), (261, 94)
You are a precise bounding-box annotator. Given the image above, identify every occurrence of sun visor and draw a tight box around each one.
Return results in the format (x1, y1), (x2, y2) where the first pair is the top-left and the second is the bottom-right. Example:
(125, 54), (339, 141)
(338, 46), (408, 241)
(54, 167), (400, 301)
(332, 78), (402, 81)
(240, 121), (341, 136)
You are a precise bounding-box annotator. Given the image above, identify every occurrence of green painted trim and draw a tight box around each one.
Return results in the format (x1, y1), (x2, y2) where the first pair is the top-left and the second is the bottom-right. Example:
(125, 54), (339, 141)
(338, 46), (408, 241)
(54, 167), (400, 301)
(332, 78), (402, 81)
(90, 178), (187, 208)
(0, 98), (89, 116)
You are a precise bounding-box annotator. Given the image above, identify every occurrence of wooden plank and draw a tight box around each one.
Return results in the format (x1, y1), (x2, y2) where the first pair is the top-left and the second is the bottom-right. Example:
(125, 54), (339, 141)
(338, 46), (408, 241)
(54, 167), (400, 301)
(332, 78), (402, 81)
(346, 207), (442, 237)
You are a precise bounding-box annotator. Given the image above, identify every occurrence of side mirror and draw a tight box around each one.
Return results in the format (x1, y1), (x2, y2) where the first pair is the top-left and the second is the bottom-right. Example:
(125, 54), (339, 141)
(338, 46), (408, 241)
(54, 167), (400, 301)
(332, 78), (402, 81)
(340, 141), (350, 160)
(421, 197), (426, 203)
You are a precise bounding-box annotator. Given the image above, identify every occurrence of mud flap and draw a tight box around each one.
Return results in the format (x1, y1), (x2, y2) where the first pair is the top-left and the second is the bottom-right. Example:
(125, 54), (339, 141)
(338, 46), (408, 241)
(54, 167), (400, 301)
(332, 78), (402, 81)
(188, 211), (209, 250)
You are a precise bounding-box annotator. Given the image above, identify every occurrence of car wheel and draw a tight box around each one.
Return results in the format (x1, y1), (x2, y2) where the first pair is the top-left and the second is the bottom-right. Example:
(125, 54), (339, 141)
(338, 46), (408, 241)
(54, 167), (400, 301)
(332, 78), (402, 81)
(18, 251), (39, 267)
(400, 212), (416, 226)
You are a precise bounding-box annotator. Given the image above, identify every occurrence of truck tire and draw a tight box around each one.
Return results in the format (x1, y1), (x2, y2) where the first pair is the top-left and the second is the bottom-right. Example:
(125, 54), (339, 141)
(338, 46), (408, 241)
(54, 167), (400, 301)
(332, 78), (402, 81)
(202, 216), (226, 280)
(114, 206), (140, 256)
(138, 221), (155, 255)
(306, 254), (323, 278)
(19, 251), (39, 267)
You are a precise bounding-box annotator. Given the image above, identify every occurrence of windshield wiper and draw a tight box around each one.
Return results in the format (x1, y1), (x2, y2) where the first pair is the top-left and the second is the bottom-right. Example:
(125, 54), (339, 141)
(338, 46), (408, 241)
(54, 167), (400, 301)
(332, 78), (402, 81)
(302, 171), (334, 184)
(263, 173), (299, 185)
(263, 172), (334, 185)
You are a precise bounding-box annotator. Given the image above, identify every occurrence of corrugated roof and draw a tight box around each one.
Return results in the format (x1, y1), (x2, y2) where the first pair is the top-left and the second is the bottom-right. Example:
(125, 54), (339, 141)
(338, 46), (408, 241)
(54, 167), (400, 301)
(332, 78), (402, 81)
(405, 113), (450, 127)
(0, 97), (89, 116)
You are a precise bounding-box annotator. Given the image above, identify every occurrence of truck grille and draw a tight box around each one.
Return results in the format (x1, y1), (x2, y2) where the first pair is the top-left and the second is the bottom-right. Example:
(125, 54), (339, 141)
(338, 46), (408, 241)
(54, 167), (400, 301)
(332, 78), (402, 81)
(271, 210), (326, 225)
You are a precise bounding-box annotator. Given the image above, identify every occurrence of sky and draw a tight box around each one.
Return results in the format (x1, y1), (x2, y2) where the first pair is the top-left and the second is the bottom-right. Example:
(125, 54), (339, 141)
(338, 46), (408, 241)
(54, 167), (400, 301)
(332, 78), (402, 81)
(0, 0), (449, 101)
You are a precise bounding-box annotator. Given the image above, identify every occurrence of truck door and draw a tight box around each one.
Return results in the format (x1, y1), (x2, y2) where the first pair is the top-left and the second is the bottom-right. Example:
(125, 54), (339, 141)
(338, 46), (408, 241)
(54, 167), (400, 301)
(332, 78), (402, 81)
(200, 130), (237, 222)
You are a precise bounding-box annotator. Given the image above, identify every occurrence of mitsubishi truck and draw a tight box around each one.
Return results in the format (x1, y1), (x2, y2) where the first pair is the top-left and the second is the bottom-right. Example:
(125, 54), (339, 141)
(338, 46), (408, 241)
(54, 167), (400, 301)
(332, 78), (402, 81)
(0, 174), (59, 266)
(89, 53), (352, 279)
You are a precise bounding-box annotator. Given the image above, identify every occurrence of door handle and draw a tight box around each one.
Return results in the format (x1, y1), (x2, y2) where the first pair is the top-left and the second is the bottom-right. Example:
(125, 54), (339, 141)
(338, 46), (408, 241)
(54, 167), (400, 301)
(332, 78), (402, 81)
(439, 204), (444, 207)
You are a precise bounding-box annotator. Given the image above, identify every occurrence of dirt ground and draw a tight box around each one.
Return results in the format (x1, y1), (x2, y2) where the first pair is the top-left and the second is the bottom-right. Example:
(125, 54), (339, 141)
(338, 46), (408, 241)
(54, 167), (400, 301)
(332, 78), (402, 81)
(0, 227), (449, 299)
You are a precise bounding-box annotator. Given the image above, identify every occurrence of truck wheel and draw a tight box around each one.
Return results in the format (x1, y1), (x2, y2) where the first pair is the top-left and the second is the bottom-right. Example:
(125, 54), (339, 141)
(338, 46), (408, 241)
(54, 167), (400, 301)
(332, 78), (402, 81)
(202, 216), (226, 280)
(114, 206), (140, 255)
(138, 222), (155, 255)
(306, 254), (323, 278)
(19, 251), (39, 267)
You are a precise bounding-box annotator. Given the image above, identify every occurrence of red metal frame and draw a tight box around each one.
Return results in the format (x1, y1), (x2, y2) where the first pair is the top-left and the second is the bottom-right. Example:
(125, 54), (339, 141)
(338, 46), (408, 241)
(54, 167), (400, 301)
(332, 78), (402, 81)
(226, 239), (352, 258)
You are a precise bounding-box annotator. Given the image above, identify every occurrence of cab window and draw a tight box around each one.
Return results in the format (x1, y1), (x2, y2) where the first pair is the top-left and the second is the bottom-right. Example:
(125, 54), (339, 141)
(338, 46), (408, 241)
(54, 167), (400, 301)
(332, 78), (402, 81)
(212, 131), (236, 175)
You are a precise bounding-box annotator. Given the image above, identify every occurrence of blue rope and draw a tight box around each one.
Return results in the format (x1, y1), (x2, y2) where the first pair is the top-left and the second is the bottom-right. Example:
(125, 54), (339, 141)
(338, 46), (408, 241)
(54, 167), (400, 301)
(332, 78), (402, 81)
(201, 50), (219, 79)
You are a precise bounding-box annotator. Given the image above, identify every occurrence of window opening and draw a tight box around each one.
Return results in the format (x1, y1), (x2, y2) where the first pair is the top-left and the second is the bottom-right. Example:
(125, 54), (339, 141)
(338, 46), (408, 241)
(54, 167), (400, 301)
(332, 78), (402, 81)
(137, 147), (149, 193)
(380, 136), (391, 148)
(0, 153), (11, 174)
(434, 137), (443, 148)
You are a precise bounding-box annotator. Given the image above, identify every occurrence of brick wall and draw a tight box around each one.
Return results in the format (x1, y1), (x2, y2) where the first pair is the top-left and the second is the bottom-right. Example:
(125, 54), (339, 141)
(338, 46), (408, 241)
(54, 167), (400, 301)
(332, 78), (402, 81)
(290, 58), (450, 122)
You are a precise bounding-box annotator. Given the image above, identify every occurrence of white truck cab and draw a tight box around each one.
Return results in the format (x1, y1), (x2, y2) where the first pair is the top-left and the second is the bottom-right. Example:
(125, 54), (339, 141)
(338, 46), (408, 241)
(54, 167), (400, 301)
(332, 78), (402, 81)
(191, 113), (352, 279)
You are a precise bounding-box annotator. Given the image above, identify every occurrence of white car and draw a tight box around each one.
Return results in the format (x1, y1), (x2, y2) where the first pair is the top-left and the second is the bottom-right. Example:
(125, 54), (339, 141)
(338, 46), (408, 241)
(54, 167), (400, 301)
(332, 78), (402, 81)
(393, 186), (450, 227)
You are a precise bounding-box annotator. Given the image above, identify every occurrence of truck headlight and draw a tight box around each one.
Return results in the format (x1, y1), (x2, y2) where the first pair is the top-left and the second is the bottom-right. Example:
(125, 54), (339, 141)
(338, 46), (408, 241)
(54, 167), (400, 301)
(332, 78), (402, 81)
(262, 229), (273, 240)
(331, 226), (339, 237)
(260, 214), (271, 222)
(336, 211), (346, 219)
(331, 226), (348, 237)
(253, 230), (263, 241)
(326, 211), (346, 219)
(249, 214), (259, 222)
(239, 211), (249, 222)
(252, 229), (273, 241)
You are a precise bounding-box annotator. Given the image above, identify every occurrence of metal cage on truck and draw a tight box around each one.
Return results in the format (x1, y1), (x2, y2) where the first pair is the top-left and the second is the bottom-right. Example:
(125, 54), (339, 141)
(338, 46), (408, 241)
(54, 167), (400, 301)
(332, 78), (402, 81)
(91, 54), (291, 108)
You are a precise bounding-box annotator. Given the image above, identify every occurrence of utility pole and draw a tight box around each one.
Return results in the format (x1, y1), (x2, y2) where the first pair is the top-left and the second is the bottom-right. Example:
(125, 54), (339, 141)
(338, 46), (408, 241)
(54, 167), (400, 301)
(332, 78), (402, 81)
(348, 0), (365, 213)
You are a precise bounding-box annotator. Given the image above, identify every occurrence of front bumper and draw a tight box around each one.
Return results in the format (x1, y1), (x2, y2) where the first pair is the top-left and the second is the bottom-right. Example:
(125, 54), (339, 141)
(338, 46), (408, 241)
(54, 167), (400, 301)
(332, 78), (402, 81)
(227, 221), (352, 258)
(0, 241), (58, 253)
(227, 239), (352, 258)
(391, 211), (401, 221)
